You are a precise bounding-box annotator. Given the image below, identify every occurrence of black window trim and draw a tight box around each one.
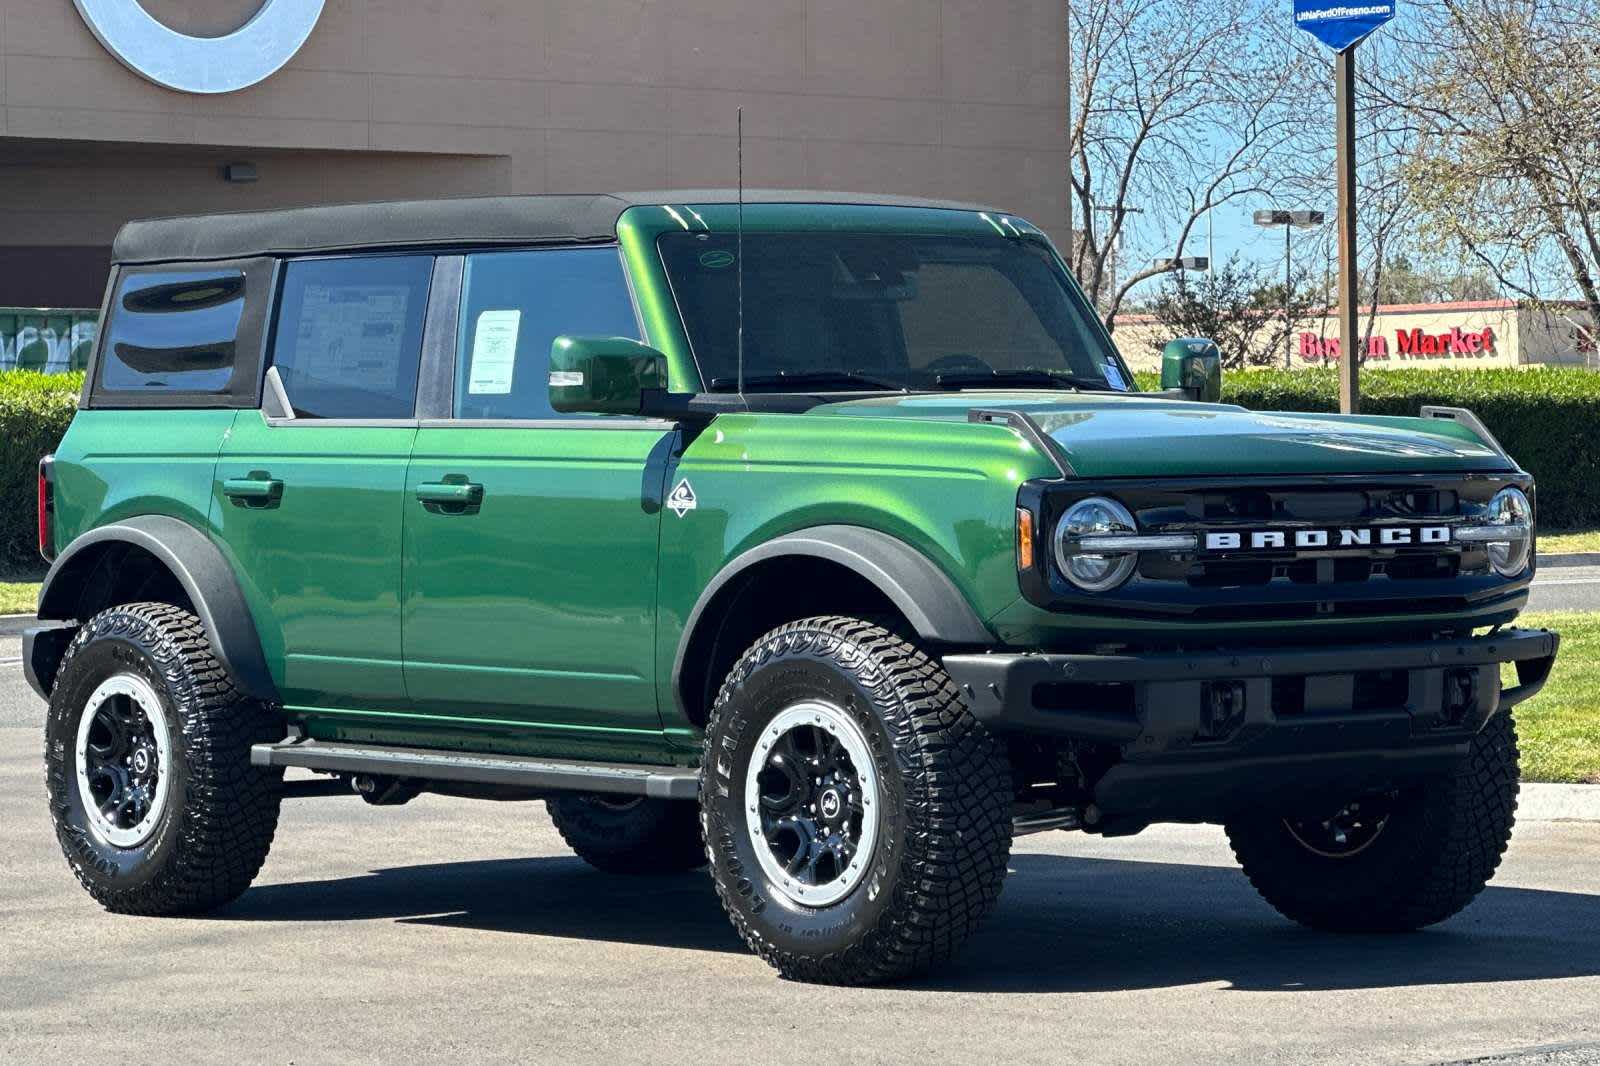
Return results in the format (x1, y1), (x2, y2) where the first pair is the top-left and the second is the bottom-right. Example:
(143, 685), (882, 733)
(86, 257), (278, 411)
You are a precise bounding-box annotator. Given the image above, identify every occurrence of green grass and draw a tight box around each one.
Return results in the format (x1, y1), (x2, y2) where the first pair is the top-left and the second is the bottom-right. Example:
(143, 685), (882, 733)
(1513, 612), (1600, 784)
(0, 579), (38, 616)
(1541, 530), (1600, 555)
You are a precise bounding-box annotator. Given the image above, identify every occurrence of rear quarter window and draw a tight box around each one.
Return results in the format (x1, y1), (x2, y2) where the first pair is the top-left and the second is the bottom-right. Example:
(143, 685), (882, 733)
(89, 259), (275, 409)
(99, 271), (244, 393)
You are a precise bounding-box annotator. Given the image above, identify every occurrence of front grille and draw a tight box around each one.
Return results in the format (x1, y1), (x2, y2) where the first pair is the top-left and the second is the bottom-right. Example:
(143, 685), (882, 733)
(1157, 550), (1462, 590)
(1021, 472), (1532, 623)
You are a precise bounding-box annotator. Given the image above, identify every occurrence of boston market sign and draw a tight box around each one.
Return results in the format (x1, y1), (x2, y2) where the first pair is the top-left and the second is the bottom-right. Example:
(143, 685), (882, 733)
(1299, 324), (1498, 363)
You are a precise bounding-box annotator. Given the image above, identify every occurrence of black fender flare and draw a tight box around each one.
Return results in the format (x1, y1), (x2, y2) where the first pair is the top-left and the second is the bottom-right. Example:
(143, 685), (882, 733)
(671, 524), (994, 713)
(37, 515), (279, 702)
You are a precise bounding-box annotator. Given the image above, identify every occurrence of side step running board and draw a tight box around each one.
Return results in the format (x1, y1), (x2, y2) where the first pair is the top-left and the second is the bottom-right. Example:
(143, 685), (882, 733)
(250, 738), (700, 801)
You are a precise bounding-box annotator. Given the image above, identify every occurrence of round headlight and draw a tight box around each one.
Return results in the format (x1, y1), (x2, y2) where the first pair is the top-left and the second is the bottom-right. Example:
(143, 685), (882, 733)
(1054, 496), (1139, 592)
(1484, 487), (1533, 577)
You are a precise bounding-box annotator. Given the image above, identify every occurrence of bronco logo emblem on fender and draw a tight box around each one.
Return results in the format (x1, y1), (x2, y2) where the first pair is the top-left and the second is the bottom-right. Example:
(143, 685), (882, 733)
(74, 0), (325, 94)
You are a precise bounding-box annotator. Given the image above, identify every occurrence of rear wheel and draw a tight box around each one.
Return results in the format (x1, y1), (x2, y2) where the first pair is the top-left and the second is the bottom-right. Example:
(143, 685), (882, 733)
(44, 603), (285, 915)
(546, 794), (705, 874)
(1226, 712), (1519, 932)
(702, 616), (1012, 985)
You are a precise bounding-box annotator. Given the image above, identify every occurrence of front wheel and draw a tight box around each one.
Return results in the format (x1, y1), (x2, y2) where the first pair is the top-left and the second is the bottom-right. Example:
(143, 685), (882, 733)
(701, 617), (1013, 985)
(1226, 712), (1520, 932)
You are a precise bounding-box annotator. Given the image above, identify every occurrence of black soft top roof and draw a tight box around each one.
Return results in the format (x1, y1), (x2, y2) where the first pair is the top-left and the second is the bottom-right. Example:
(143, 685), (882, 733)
(111, 189), (1001, 265)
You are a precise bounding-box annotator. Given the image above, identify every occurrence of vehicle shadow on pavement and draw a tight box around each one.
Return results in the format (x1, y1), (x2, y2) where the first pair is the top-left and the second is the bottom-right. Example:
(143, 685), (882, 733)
(222, 856), (747, 954)
(922, 853), (1600, 994)
(217, 852), (1600, 993)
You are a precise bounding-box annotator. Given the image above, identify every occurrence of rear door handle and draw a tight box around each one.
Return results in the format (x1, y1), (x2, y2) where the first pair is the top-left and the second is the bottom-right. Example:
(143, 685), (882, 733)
(222, 475), (283, 508)
(416, 481), (484, 513)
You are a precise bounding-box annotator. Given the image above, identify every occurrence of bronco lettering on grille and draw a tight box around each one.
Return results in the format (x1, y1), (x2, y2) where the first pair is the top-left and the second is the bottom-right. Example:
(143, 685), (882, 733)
(1203, 526), (1452, 551)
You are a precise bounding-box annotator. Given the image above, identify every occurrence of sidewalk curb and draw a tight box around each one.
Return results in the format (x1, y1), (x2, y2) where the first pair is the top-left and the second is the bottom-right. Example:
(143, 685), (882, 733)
(0, 613), (36, 637)
(1538, 551), (1600, 568)
(1519, 782), (1600, 822)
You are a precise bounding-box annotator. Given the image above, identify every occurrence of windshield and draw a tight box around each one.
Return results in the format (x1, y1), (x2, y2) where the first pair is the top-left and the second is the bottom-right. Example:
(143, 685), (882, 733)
(659, 232), (1129, 393)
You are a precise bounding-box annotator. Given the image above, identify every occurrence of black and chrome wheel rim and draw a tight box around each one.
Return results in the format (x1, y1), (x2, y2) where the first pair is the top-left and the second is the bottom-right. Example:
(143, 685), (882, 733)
(1282, 795), (1393, 859)
(74, 674), (172, 848)
(743, 700), (880, 907)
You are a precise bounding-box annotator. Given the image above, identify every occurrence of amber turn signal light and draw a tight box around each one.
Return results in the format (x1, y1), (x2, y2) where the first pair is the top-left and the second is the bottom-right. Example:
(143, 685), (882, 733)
(1016, 507), (1035, 571)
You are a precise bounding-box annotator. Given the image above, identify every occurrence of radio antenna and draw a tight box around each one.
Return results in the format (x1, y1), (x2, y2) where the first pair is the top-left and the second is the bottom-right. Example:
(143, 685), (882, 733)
(736, 106), (746, 400)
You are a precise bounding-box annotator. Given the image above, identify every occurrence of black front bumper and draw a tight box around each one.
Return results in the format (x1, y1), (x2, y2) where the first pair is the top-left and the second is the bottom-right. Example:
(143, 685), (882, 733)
(944, 627), (1559, 825)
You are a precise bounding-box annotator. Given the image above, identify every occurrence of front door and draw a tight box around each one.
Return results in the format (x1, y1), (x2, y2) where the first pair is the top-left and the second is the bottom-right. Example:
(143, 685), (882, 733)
(213, 253), (434, 717)
(402, 247), (674, 758)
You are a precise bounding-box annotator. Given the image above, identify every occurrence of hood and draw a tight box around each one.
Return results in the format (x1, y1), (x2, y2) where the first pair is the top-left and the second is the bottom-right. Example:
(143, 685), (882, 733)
(813, 392), (1510, 478)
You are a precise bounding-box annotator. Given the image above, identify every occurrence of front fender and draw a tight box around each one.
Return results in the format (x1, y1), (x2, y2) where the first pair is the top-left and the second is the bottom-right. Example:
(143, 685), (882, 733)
(668, 524), (996, 721)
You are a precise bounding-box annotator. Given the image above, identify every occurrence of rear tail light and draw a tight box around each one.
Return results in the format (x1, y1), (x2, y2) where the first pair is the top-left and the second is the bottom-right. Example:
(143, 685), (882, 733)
(37, 455), (55, 561)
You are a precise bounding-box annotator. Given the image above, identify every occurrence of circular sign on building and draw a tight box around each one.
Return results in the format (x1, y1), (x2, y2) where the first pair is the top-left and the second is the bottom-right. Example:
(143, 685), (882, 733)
(73, 0), (325, 95)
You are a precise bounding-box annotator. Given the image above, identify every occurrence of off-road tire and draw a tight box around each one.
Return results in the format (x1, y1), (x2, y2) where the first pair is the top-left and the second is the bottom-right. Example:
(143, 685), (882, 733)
(1226, 711), (1519, 933)
(702, 616), (1013, 985)
(546, 794), (705, 874)
(44, 602), (285, 915)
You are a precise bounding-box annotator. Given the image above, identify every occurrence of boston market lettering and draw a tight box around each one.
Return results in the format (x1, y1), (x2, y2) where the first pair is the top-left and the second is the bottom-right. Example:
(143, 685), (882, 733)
(1299, 326), (1496, 363)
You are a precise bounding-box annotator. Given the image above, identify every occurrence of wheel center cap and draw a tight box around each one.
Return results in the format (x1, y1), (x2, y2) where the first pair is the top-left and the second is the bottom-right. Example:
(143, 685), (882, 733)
(819, 788), (842, 820)
(132, 749), (151, 775)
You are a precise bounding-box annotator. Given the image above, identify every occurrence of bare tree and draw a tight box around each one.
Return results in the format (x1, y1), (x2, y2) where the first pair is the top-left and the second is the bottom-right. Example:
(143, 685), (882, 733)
(1068, 0), (1315, 330)
(1374, 0), (1600, 341)
(1147, 256), (1319, 368)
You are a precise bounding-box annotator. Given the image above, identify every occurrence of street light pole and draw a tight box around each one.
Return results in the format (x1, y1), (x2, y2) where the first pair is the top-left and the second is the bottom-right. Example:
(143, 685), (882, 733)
(1254, 209), (1326, 371)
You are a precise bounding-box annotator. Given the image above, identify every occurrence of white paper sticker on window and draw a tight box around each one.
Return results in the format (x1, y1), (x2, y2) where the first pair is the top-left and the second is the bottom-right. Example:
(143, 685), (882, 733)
(467, 309), (521, 394)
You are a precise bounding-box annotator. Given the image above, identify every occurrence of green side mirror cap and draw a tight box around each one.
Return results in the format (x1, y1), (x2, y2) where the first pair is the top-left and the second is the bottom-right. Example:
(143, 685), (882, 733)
(1160, 338), (1223, 404)
(549, 336), (668, 416)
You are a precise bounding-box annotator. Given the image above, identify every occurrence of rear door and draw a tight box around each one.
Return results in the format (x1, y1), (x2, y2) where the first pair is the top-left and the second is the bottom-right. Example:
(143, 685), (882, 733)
(402, 246), (675, 757)
(213, 253), (436, 717)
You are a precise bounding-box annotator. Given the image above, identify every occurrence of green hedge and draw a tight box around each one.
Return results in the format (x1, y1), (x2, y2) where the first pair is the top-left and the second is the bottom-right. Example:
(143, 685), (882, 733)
(1, 367), (1597, 567)
(0, 372), (81, 571)
(1133, 367), (1600, 530)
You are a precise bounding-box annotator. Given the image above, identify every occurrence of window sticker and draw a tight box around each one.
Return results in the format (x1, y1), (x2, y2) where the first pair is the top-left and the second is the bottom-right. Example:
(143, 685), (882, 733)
(468, 309), (521, 395)
(297, 283), (411, 392)
(1102, 363), (1127, 391)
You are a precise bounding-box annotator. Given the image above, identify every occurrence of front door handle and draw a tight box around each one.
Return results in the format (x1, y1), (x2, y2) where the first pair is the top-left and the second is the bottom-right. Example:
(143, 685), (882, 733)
(222, 474), (283, 508)
(416, 480), (484, 514)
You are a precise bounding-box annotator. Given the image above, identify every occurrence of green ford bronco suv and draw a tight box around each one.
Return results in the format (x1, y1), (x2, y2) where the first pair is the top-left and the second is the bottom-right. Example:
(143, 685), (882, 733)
(27, 191), (1559, 984)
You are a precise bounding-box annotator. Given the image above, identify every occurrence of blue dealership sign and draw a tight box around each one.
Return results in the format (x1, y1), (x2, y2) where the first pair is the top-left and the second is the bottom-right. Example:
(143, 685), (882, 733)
(1292, 0), (1395, 51)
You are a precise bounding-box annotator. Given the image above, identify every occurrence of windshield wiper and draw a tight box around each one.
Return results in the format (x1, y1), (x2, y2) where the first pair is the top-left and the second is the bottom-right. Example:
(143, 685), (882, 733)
(935, 369), (1108, 391)
(708, 370), (904, 392)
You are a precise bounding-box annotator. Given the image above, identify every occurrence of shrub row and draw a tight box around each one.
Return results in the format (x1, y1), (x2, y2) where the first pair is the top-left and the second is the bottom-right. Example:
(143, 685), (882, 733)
(0, 372), (81, 571)
(1133, 367), (1600, 530)
(1, 367), (1596, 568)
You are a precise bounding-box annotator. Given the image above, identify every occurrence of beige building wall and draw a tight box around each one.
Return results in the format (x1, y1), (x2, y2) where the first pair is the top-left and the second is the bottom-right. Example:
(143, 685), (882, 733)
(1115, 301), (1596, 373)
(0, 0), (1071, 305)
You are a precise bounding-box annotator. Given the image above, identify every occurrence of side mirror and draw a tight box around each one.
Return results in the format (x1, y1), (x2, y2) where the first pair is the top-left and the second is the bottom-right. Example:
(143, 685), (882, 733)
(1159, 338), (1223, 404)
(549, 336), (668, 416)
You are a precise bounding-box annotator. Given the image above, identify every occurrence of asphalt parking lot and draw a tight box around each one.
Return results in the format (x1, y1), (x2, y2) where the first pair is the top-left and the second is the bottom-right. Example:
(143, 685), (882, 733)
(1, 639), (1598, 1064)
